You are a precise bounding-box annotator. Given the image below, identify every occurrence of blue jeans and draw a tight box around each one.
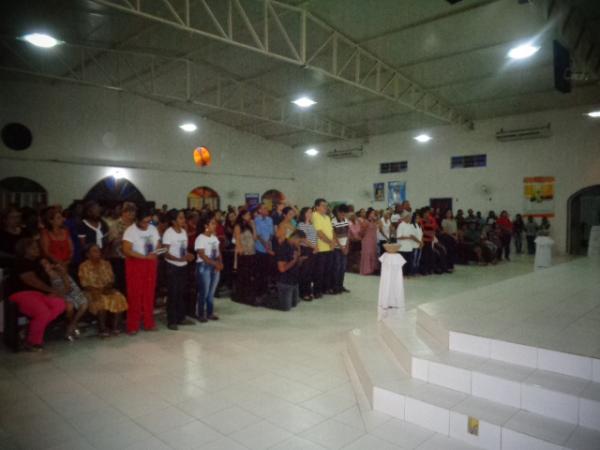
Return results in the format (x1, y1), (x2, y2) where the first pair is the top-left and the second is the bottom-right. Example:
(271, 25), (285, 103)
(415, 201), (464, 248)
(412, 249), (422, 276)
(196, 263), (220, 318)
(332, 249), (347, 292)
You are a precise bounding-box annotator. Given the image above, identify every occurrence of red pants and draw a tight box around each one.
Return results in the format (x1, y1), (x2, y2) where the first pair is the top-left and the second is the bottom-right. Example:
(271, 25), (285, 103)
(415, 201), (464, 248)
(125, 257), (157, 332)
(9, 291), (66, 345)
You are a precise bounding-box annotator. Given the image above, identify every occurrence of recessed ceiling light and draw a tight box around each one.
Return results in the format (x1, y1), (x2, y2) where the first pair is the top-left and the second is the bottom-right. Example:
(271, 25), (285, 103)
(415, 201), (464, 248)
(292, 97), (317, 108)
(179, 123), (197, 132)
(22, 33), (60, 48)
(305, 148), (319, 156)
(587, 110), (600, 118)
(507, 43), (540, 60)
(414, 134), (432, 143)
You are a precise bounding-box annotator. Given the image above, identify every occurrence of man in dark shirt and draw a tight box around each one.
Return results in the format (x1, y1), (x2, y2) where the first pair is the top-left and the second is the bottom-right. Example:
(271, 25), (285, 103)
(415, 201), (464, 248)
(273, 230), (305, 311)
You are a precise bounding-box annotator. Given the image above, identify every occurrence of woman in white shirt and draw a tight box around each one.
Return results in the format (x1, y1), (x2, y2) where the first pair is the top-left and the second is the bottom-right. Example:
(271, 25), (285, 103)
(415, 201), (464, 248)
(195, 214), (223, 322)
(122, 208), (161, 335)
(162, 209), (195, 330)
(378, 210), (392, 255)
(396, 211), (420, 276)
(409, 211), (424, 275)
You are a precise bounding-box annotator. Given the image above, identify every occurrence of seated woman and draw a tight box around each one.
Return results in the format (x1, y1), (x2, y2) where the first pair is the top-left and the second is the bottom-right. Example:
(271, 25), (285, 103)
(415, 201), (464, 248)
(79, 244), (128, 337)
(43, 257), (88, 341)
(40, 206), (73, 268)
(40, 208), (88, 341)
(8, 239), (66, 351)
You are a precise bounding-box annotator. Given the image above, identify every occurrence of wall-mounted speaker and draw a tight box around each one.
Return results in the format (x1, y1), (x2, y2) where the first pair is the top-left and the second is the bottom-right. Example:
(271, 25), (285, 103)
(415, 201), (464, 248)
(1, 123), (33, 151)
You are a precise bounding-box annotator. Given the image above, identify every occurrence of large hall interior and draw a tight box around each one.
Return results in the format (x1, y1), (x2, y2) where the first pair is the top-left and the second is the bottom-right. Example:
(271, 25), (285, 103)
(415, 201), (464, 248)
(1, 0), (600, 449)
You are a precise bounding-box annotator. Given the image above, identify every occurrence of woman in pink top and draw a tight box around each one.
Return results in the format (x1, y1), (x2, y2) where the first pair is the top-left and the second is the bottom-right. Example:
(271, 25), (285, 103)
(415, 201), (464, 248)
(359, 208), (379, 275)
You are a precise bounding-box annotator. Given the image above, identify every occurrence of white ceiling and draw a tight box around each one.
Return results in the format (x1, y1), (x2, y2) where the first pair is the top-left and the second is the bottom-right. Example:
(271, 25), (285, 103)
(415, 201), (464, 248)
(1, 0), (599, 147)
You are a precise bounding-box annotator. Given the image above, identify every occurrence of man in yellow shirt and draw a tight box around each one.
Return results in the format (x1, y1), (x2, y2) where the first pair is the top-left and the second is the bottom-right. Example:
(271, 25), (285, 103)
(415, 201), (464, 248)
(312, 198), (337, 298)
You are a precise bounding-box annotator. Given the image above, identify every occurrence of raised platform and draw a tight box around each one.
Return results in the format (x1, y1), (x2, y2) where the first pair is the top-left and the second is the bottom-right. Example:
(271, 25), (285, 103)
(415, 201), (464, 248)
(346, 258), (600, 450)
(418, 257), (600, 360)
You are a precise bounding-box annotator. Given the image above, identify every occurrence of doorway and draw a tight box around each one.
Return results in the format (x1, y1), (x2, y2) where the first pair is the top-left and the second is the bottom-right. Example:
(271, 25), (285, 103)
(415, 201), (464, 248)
(187, 186), (220, 210)
(0, 177), (47, 209)
(567, 185), (600, 255)
(429, 197), (453, 215)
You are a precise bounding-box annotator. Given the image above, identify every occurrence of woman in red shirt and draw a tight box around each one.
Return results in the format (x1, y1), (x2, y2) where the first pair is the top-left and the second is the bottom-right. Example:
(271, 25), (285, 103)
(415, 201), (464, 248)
(496, 210), (513, 261)
(40, 207), (73, 268)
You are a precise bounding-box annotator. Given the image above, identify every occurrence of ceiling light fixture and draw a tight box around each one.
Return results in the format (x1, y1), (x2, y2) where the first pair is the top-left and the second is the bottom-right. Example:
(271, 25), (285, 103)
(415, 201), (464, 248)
(22, 33), (60, 48)
(507, 43), (540, 60)
(305, 148), (319, 156)
(179, 123), (197, 132)
(292, 97), (317, 108)
(587, 110), (600, 118)
(414, 134), (432, 143)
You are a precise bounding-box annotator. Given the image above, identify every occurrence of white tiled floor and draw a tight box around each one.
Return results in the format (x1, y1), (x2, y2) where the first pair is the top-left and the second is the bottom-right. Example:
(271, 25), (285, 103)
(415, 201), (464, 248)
(0, 255), (569, 449)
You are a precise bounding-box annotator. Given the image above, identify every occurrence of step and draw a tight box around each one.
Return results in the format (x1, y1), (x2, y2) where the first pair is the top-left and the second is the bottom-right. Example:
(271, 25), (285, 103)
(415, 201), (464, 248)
(347, 327), (600, 450)
(415, 263), (600, 384)
(417, 304), (600, 383)
(381, 315), (600, 431)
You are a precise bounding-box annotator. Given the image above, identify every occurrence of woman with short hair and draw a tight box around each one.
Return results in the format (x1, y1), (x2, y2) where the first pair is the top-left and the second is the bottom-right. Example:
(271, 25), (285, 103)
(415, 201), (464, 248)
(79, 243), (128, 337)
(122, 208), (161, 334)
(78, 201), (108, 250)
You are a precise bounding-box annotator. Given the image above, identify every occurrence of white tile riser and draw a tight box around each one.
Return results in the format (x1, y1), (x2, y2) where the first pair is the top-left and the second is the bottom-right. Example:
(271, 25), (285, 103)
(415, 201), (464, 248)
(450, 411), (502, 450)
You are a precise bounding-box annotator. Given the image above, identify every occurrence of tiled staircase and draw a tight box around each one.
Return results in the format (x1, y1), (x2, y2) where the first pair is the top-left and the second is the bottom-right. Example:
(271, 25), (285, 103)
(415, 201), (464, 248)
(346, 308), (600, 450)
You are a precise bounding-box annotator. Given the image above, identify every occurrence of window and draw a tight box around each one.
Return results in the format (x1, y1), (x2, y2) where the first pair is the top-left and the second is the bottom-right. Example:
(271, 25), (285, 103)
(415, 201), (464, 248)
(451, 154), (487, 169)
(380, 161), (407, 174)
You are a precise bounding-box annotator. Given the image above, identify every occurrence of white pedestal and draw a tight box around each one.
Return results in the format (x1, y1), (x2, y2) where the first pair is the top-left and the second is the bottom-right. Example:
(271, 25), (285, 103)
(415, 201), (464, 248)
(378, 253), (406, 320)
(534, 236), (554, 269)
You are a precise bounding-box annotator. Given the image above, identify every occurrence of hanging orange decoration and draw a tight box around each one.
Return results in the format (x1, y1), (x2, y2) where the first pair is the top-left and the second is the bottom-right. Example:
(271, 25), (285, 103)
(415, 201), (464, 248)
(193, 146), (211, 167)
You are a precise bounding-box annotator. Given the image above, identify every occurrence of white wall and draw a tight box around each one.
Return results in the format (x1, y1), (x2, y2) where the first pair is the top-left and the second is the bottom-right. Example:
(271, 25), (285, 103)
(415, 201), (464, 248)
(2, 79), (600, 253)
(0, 80), (298, 208)
(293, 107), (600, 253)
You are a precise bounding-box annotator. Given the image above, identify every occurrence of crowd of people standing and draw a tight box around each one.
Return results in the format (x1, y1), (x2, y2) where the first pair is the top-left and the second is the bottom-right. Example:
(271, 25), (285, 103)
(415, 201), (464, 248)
(0, 197), (550, 351)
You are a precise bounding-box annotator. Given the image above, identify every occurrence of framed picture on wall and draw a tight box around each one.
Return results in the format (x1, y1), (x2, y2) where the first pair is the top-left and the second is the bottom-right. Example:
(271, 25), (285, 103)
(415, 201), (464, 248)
(245, 193), (260, 209)
(373, 183), (384, 202)
(523, 176), (555, 217)
(387, 181), (406, 207)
